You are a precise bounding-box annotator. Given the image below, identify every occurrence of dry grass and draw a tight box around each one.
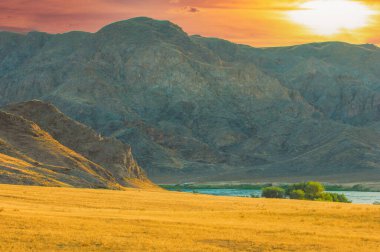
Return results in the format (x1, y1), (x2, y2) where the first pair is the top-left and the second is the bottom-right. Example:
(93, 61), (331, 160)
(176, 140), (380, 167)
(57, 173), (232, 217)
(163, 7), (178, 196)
(0, 184), (379, 251)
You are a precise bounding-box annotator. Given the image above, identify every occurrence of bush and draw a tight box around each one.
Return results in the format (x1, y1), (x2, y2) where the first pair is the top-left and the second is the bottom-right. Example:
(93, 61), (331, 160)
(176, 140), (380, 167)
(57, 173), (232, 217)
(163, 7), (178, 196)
(315, 193), (351, 203)
(285, 182), (305, 195)
(284, 181), (350, 203)
(304, 181), (325, 200)
(315, 192), (333, 202)
(330, 193), (351, 203)
(261, 187), (285, 198)
(289, 189), (305, 200)
(286, 181), (325, 200)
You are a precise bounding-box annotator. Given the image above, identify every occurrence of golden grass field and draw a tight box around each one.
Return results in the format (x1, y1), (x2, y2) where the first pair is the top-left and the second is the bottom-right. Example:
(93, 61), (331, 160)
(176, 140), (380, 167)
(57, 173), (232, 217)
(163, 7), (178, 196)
(0, 184), (379, 251)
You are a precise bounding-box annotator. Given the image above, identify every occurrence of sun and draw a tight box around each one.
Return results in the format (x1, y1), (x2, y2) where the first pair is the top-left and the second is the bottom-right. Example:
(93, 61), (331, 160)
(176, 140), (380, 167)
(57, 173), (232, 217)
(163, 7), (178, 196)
(287, 0), (376, 36)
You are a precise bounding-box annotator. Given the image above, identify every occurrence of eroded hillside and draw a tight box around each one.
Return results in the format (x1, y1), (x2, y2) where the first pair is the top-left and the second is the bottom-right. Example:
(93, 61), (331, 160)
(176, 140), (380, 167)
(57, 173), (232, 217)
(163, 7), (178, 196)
(0, 101), (153, 188)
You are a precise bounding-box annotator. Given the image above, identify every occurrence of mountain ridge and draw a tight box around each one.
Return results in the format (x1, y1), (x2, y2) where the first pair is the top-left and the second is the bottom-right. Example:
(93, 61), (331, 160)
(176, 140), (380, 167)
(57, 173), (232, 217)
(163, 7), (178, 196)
(0, 100), (154, 188)
(0, 17), (379, 183)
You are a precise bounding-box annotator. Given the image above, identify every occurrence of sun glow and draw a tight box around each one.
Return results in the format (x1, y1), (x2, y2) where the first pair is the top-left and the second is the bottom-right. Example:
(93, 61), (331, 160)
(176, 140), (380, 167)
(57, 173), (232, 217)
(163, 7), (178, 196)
(287, 0), (376, 35)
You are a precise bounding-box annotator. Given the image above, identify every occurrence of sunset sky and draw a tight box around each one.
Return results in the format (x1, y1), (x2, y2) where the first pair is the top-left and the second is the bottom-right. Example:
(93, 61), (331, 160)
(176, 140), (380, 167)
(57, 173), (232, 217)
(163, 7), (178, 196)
(1, 0), (380, 47)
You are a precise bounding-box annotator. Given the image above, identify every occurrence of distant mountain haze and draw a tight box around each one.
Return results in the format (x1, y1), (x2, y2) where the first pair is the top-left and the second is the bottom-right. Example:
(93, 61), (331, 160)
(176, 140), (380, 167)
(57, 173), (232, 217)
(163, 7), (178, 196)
(0, 17), (379, 183)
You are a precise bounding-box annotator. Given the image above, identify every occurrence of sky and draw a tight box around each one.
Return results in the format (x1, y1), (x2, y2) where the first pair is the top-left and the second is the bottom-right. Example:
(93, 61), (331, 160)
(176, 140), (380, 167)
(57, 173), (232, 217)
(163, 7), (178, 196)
(1, 0), (380, 47)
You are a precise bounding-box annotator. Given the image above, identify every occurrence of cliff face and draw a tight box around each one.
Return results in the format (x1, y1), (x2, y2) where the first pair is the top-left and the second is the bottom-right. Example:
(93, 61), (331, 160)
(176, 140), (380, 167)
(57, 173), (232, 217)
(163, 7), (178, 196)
(0, 17), (379, 183)
(0, 101), (153, 188)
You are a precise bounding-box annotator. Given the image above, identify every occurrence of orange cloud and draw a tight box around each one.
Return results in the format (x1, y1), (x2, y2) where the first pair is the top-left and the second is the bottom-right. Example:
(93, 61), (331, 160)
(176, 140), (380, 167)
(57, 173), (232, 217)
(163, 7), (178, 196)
(0, 0), (379, 47)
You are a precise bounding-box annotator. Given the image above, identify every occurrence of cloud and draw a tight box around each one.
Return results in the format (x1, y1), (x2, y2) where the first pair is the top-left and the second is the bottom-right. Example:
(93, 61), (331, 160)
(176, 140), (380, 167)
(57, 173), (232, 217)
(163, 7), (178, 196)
(186, 7), (200, 13)
(172, 6), (200, 13)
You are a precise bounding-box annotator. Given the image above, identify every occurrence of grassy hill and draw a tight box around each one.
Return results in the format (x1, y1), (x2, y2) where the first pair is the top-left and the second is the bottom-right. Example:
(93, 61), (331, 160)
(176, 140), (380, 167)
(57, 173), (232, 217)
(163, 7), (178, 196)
(0, 184), (379, 251)
(0, 101), (154, 189)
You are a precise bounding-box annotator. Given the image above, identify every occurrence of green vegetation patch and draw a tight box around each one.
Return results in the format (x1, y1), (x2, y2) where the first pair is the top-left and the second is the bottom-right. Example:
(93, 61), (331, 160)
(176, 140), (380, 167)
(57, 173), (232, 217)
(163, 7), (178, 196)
(260, 181), (351, 203)
(261, 187), (286, 199)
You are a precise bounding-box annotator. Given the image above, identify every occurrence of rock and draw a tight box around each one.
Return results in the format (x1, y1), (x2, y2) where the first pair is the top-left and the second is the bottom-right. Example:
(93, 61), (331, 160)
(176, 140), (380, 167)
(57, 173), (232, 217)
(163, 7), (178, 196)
(0, 101), (154, 188)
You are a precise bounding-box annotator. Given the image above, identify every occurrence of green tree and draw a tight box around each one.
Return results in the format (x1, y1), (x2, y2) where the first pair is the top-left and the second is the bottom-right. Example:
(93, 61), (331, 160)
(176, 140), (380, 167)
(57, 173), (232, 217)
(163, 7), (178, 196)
(315, 192), (333, 202)
(329, 193), (350, 203)
(285, 182), (307, 195)
(289, 189), (305, 200)
(284, 181), (350, 203)
(304, 181), (325, 200)
(261, 187), (285, 198)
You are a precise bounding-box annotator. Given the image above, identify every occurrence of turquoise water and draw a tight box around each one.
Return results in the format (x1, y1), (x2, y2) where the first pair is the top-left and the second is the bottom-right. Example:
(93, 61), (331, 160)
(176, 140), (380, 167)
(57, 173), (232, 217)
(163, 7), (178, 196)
(173, 189), (380, 204)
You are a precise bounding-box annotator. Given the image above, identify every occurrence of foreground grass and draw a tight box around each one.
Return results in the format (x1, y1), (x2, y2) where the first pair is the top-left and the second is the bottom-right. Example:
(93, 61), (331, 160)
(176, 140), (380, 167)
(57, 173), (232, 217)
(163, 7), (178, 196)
(0, 185), (379, 251)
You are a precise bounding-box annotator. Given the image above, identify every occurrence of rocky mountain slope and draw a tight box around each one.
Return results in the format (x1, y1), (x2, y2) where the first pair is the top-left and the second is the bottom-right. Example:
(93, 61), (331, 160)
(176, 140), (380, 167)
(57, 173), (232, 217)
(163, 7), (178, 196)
(0, 101), (152, 188)
(0, 17), (379, 183)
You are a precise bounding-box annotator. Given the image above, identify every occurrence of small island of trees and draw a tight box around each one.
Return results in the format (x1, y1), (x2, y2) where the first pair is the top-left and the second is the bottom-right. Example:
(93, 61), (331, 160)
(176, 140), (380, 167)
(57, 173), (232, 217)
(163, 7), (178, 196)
(260, 181), (351, 203)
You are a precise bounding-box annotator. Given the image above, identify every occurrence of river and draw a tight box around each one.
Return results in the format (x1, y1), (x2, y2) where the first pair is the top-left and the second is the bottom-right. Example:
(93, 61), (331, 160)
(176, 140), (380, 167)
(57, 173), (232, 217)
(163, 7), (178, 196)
(173, 189), (380, 204)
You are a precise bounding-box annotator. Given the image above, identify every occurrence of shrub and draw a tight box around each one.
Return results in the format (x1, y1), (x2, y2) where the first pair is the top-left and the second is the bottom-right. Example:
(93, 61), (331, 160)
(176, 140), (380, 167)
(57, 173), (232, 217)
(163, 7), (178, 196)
(284, 181), (351, 203)
(285, 182), (306, 195)
(289, 189), (305, 200)
(286, 181), (325, 200)
(315, 193), (350, 203)
(304, 181), (325, 200)
(261, 187), (285, 198)
(330, 193), (351, 203)
(315, 192), (333, 202)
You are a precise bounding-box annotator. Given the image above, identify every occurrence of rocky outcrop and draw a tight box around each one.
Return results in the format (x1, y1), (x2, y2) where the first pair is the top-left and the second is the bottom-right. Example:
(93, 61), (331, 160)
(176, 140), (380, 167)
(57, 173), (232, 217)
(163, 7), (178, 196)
(0, 17), (379, 183)
(0, 102), (154, 188)
(0, 110), (116, 188)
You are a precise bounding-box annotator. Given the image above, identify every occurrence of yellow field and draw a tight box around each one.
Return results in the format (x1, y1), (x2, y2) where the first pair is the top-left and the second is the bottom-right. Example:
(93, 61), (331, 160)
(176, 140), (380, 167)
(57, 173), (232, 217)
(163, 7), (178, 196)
(0, 185), (379, 251)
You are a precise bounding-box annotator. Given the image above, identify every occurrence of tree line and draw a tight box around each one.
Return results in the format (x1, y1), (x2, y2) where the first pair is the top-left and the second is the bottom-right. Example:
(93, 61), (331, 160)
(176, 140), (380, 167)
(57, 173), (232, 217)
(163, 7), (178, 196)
(260, 181), (351, 203)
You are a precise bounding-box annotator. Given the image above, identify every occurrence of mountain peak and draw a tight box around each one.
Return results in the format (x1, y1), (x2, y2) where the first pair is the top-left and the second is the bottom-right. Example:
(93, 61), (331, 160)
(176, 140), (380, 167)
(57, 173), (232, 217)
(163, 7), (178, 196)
(96, 17), (186, 38)
(120, 17), (179, 27)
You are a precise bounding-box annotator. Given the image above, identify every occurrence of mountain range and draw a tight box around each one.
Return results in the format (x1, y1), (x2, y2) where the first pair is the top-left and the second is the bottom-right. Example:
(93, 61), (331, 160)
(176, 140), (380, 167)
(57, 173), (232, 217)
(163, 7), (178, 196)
(0, 17), (379, 184)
